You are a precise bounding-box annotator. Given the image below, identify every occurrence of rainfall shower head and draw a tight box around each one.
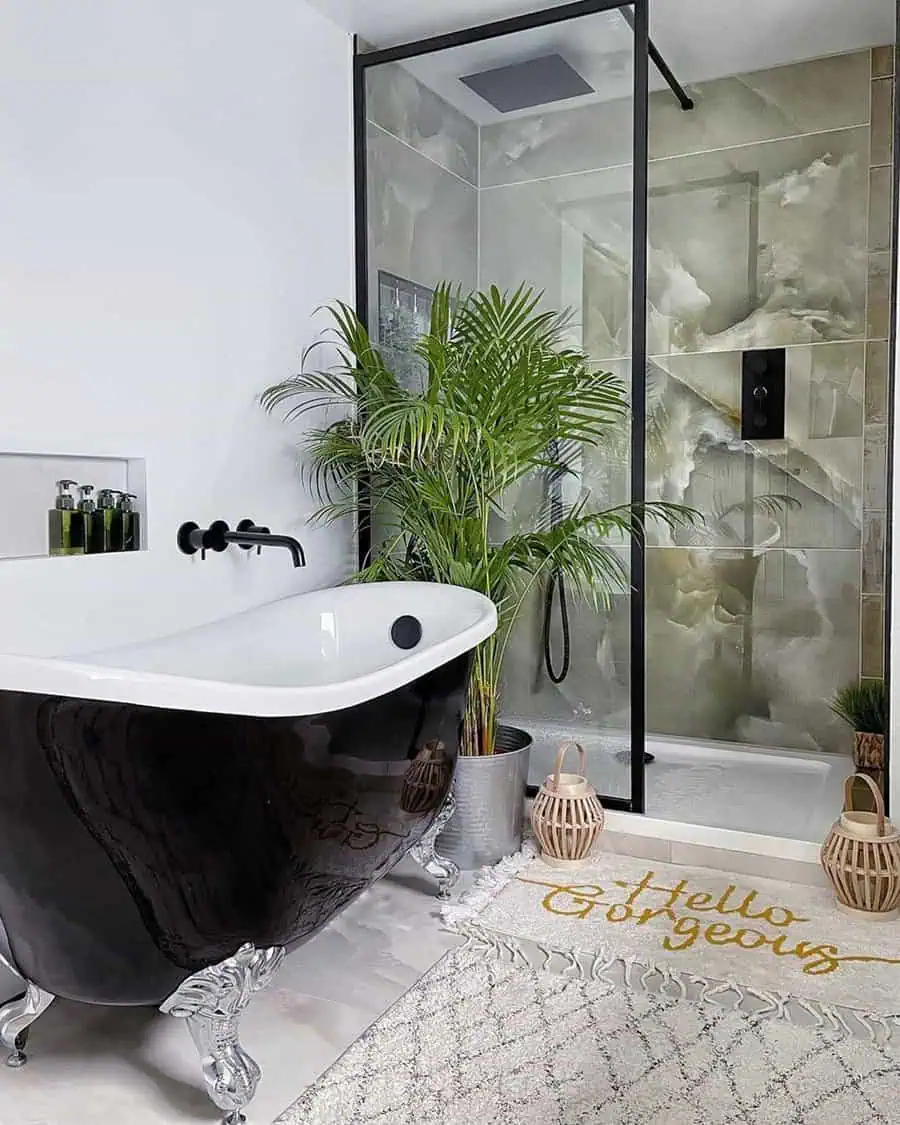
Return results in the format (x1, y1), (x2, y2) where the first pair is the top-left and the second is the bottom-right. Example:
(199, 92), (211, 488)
(459, 53), (594, 113)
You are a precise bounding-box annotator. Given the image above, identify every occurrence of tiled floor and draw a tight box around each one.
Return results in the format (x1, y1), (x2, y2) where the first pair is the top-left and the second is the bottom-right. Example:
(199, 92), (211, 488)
(0, 859), (464, 1125)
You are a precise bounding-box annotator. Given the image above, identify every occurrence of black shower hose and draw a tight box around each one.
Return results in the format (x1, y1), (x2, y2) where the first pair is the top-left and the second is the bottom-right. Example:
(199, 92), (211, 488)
(543, 569), (571, 685)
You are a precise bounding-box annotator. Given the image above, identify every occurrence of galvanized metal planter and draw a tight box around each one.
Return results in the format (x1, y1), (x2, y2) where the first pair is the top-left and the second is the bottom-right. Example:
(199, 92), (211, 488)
(437, 726), (532, 870)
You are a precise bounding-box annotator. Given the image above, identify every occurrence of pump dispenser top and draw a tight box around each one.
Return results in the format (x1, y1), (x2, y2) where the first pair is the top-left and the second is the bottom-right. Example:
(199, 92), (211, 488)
(55, 479), (77, 510)
(77, 484), (96, 512)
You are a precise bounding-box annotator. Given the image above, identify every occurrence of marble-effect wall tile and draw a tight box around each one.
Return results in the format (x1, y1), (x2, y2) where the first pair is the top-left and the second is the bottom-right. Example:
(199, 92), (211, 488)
(866, 252), (892, 339)
(862, 513), (885, 594)
(638, 344), (862, 551)
(366, 62), (478, 185)
(861, 596), (884, 677)
(475, 47), (889, 755)
(871, 78), (894, 166)
(651, 51), (870, 161)
(366, 122), (477, 323)
(478, 51), (870, 189)
(803, 342), (864, 439)
(865, 340), (888, 424)
(872, 45), (895, 79)
(863, 423), (888, 510)
(868, 166), (892, 252)
(479, 161), (632, 314)
(645, 546), (858, 752)
(645, 128), (869, 355)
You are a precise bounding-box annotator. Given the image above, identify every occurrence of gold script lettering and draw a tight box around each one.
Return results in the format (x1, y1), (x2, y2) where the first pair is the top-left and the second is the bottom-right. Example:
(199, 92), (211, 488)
(518, 871), (900, 978)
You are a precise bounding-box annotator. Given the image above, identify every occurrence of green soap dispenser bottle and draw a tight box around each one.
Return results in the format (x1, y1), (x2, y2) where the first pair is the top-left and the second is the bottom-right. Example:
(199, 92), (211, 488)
(96, 488), (122, 553)
(115, 491), (140, 551)
(49, 479), (85, 556)
(78, 484), (101, 554)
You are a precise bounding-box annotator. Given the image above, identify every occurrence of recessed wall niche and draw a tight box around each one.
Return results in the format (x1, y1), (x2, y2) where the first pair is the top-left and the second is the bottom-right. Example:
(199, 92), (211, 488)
(0, 451), (147, 560)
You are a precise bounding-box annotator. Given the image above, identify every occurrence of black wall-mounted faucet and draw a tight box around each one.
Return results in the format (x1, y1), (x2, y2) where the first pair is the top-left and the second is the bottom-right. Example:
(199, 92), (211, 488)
(177, 519), (306, 568)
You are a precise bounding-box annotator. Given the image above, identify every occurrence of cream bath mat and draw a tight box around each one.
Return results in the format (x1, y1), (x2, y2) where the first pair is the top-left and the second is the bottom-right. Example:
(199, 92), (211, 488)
(442, 845), (900, 1042)
(277, 945), (899, 1125)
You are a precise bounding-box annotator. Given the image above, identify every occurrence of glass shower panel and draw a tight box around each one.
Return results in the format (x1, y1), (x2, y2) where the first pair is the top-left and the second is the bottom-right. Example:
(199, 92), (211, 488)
(640, 56), (871, 736)
(474, 8), (638, 802)
(637, 37), (889, 837)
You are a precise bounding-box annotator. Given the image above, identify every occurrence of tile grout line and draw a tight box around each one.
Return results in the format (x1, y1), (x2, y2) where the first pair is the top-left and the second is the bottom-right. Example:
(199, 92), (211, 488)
(366, 118), (478, 190)
(479, 122), (872, 192)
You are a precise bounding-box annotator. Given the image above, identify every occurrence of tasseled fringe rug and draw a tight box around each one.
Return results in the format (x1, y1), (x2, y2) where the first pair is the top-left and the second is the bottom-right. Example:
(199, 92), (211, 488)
(277, 847), (900, 1124)
(277, 944), (898, 1124)
(442, 843), (900, 1044)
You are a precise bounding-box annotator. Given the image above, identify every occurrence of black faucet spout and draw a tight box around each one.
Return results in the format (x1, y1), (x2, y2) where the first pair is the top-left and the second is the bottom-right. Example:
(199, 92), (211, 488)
(223, 530), (306, 568)
(177, 520), (306, 568)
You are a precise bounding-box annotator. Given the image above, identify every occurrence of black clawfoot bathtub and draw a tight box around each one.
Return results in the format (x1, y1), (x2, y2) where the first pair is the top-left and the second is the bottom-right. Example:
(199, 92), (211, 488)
(0, 582), (495, 1122)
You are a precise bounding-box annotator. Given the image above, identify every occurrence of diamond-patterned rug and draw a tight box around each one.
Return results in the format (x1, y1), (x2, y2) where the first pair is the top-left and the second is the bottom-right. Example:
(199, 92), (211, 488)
(276, 946), (899, 1125)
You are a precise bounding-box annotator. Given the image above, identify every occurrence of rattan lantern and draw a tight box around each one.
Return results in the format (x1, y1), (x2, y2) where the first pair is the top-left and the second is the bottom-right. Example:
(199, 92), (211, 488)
(400, 740), (452, 814)
(821, 773), (900, 920)
(531, 742), (604, 866)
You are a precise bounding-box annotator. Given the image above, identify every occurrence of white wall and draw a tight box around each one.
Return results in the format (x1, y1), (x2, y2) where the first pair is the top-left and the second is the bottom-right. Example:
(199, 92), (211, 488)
(0, 0), (355, 655)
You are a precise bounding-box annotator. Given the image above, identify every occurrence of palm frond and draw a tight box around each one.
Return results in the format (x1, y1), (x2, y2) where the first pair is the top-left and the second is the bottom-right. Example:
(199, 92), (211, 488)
(262, 283), (705, 754)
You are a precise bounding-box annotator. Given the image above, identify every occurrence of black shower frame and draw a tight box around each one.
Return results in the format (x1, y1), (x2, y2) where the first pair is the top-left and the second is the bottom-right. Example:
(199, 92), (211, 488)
(353, 0), (663, 814)
(882, 0), (900, 816)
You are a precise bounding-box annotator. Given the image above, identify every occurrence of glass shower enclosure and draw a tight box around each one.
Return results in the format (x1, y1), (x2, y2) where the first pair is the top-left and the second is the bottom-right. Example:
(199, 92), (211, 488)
(354, 0), (896, 839)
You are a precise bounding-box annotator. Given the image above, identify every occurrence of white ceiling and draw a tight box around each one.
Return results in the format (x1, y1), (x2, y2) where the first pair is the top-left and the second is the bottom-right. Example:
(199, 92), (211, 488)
(310, 0), (895, 104)
(403, 10), (637, 124)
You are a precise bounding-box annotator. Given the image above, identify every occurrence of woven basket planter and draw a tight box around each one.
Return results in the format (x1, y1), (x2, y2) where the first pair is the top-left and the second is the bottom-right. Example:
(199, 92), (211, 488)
(531, 742), (604, 867)
(821, 773), (900, 921)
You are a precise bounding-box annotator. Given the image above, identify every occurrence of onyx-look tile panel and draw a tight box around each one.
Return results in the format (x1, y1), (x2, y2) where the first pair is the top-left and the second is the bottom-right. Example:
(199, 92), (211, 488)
(476, 46), (892, 755)
(642, 347), (861, 551)
(572, 129), (870, 360)
(478, 51), (870, 188)
(865, 340), (889, 424)
(872, 44), (895, 79)
(862, 513), (886, 595)
(366, 122), (477, 323)
(864, 426), (888, 512)
(861, 596), (885, 678)
(645, 547), (859, 753)
(868, 166), (893, 253)
(479, 161), (632, 313)
(866, 252), (892, 341)
(366, 62), (479, 186)
(871, 78), (894, 167)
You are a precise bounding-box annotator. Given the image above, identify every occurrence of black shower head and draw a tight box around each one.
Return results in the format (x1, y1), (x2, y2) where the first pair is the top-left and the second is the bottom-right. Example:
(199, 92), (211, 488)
(459, 53), (594, 113)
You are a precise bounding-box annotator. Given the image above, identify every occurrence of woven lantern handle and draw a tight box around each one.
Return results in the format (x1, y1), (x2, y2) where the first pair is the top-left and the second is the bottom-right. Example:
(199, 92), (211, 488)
(551, 741), (586, 791)
(844, 772), (886, 836)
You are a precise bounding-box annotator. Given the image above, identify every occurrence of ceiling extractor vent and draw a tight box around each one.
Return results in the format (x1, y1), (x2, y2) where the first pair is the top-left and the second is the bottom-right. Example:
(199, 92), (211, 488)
(459, 53), (594, 113)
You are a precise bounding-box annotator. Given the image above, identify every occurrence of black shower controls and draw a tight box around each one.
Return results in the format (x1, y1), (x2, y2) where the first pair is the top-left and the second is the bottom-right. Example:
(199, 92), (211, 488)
(741, 348), (786, 440)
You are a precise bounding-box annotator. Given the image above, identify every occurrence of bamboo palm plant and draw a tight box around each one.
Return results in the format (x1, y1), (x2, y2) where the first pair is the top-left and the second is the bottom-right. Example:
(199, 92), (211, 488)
(261, 284), (695, 756)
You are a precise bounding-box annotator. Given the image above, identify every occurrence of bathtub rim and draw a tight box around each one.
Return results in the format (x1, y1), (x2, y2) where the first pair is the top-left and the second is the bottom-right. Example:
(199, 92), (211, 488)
(0, 582), (497, 717)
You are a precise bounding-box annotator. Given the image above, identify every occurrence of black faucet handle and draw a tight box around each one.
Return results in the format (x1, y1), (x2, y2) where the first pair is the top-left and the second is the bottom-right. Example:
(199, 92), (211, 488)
(204, 520), (229, 554)
(236, 518), (270, 555)
(177, 520), (229, 560)
(177, 522), (202, 556)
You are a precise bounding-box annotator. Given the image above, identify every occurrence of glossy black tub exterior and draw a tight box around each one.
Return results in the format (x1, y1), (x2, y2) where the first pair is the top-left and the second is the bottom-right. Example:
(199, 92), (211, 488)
(0, 652), (469, 1005)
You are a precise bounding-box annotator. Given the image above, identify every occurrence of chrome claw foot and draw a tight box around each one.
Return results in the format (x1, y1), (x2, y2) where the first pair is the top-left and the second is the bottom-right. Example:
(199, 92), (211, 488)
(409, 790), (460, 898)
(160, 943), (284, 1124)
(0, 982), (55, 1068)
